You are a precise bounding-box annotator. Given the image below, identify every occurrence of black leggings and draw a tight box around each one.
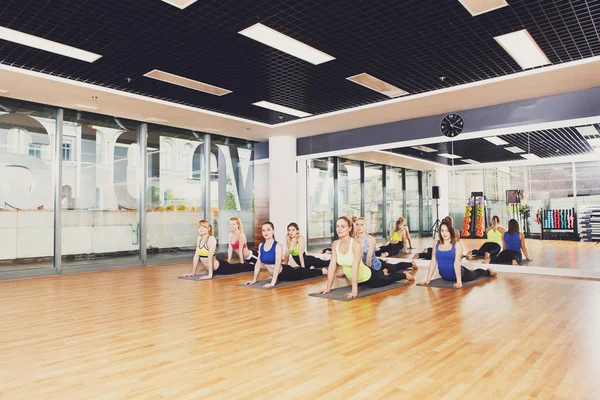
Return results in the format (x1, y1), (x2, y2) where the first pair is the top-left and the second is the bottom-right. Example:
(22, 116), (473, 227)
(490, 249), (522, 265)
(442, 267), (491, 282)
(380, 260), (412, 271)
(278, 264), (323, 281)
(359, 266), (408, 288)
(292, 254), (329, 269)
(471, 242), (501, 258)
(214, 260), (255, 275)
(375, 242), (403, 257)
(416, 247), (433, 260)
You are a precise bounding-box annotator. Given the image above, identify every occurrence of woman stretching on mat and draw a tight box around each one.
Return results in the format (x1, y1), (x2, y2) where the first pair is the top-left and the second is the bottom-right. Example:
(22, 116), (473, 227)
(413, 216), (460, 261)
(483, 219), (531, 266)
(355, 217), (415, 274)
(283, 223), (330, 269)
(466, 215), (504, 259)
(318, 216), (415, 299)
(376, 217), (412, 257)
(245, 222), (328, 289)
(228, 217), (255, 264)
(420, 221), (496, 289)
(184, 220), (255, 279)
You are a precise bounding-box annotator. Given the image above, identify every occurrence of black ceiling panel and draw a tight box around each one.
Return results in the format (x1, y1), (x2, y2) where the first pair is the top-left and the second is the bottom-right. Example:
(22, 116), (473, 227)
(1, 0), (599, 124)
(390, 125), (598, 165)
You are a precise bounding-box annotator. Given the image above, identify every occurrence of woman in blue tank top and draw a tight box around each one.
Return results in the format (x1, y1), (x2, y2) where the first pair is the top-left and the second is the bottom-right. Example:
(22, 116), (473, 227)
(421, 221), (497, 289)
(483, 219), (531, 266)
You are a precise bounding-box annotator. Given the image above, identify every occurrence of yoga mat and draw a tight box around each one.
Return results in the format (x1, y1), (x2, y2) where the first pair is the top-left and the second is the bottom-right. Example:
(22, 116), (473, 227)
(416, 275), (492, 289)
(308, 281), (409, 301)
(237, 275), (324, 290)
(178, 271), (253, 281)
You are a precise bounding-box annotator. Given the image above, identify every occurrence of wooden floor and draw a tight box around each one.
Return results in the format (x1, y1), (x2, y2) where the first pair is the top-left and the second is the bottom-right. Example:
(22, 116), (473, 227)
(1, 264), (599, 399)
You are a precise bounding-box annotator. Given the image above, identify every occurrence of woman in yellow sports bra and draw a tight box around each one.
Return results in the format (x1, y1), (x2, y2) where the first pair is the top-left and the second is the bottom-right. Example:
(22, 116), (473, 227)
(317, 216), (414, 299)
(466, 215), (505, 259)
(283, 223), (330, 269)
(375, 217), (412, 257)
(184, 220), (254, 279)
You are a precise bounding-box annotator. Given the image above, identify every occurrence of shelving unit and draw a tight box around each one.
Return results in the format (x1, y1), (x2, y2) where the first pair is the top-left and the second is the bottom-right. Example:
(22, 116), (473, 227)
(579, 205), (600, 243)
(541, 208), (578, 241)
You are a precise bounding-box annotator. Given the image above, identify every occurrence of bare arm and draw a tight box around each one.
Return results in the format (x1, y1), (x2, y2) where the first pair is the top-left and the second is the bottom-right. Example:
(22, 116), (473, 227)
(346, 240), (362, 299)
(227, 233), (233, 263)
(365, 236), (376, 268)
(453, 241), (463, 288)
(199, 237), (218, 280)
(245, 246), (262, 285)
(421, 243), (438, 284)
(520, 233), (530, 260)
(502, 233), (506, 250)
(406, 227), (413, 248)
(235, 233), (248, 263)
(319, 241), (338, 293)
(264, 244), (283, 288)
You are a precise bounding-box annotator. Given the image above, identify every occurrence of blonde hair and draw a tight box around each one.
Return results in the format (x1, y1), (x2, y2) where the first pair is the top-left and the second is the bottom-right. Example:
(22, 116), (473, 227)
(394, 217), (405, 232)
(230, 216), (243, 232)
(197, 219), (213, 236)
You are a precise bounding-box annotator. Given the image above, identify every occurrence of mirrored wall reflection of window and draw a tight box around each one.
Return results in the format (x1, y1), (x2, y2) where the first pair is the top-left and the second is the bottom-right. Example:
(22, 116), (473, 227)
(146, 126), (204, 261)
(575, 161), (600, 211)
(422, 172), (433, 234)
(210, 137), (255, 249)
(386, 166), (404, 236)
(0, 102), (56, 273)
(61, 111), (140, 269)
(364, 163), (383, 237)
(405, 170), (420, 232)
(338, 158), (361, 219)
(307, 157), (334, 246)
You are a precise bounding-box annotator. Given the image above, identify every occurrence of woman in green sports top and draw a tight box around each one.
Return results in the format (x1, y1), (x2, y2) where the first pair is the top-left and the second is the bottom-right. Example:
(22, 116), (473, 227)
(375, 217), (412, 257)
(466, 215), (505, 259)
(317, 216), (414, 299)
(283, 223), (330, 269)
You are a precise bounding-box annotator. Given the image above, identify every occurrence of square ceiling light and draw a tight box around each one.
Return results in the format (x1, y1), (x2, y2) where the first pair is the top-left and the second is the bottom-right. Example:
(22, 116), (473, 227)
(505, 146), (525, 153)
(347, 73), (409, 98)
(160, 0), (198, 9)
(0, 26), (102, 63)
(145, 117), (168, 123)
(483, 136), (509, 146)
(252, 101), (312, 118)
(411, 145), (438, 153)
(521, 153), (540, 160)
(72, 104), (99, 111)
(458, 0), (509, 16)
(494, 29), (551, 70)
(239, 23), (335, 65)
(144, 70), (231, 96)
(461, 159), (480, 164)
(577, 126), (600, 138)
(439, 153), (461, 159)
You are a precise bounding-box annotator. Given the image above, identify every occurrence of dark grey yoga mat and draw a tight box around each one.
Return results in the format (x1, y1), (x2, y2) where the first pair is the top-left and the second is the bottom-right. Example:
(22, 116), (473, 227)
(308, 281), (409, 301)
(178, 271), (252, 281)
(237, 275), (325, 290)
(416, 275), (493, 289)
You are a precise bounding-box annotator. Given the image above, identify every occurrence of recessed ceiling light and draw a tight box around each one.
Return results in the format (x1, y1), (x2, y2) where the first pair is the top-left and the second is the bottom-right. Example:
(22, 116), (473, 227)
(483, 136), (509, 146)
(494, 29), (551, 70)
(160, 0), (198, 9)
(521, 153), (540, 160)
(201, 128), (223, 133)
(505, 146), (525, 153)
(144, 69), (232, 96)
(346, 73), (409, 98)
(239, 23), (335, 65)
(577, 126), (600, 138)
(411, 145), (438, 153)
(439, 153), (462, 159)
(145, 117), (168, 123)
(458, 0), (508, 16)
(252, 101), (312, 118)
(461, 159), (480, 164)
(72, 104), (99, 111)
(0, 26), (102, 63)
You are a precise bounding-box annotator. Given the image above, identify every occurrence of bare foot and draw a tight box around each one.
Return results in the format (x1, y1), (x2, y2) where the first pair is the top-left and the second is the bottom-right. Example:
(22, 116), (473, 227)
(382, 268), (390, 276)
(321, 267), (328, 275)
(411, 260), (419, 269)
(405, 275), (415, 282)
(381, 252), (389, 258)
(488, 268), (497, 276)
(512, 259), (518, 266)
(482, 252), (491, 264)
(310, 266), (315, 269)
(412, 254), (419, 260)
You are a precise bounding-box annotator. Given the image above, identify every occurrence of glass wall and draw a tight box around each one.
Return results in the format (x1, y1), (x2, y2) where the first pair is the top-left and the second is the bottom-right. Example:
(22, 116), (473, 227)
(0, 96), (256, 278)
(405, 169), (420, 232)
(0, 99), (56, 273)
(386, 167), (404, 237)
(60, 111), (141, 269)
(338, 158), (361, 219)
(575, 161), (600, 210)
(422, 171), (434, 233)
(307, 157), (335, 247)
(364, 163), (383, 237)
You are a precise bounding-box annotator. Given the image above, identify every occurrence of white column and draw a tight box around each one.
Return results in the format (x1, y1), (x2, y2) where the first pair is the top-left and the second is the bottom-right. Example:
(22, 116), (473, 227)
(296, 159), (308, 236)
(269, 136), (297, 237)
(434, 168), (449, 221)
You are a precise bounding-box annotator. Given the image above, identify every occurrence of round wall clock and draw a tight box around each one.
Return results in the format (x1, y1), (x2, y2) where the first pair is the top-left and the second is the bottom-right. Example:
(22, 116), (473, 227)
(440, 113), (464, 138)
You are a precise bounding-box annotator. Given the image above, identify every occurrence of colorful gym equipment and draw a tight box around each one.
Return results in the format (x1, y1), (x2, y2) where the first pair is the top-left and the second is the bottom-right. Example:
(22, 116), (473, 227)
(540, 208), (578, 241)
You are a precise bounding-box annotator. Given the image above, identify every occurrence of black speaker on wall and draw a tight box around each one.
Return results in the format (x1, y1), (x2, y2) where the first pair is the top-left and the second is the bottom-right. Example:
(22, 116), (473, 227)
(432, 186), (440, 199)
